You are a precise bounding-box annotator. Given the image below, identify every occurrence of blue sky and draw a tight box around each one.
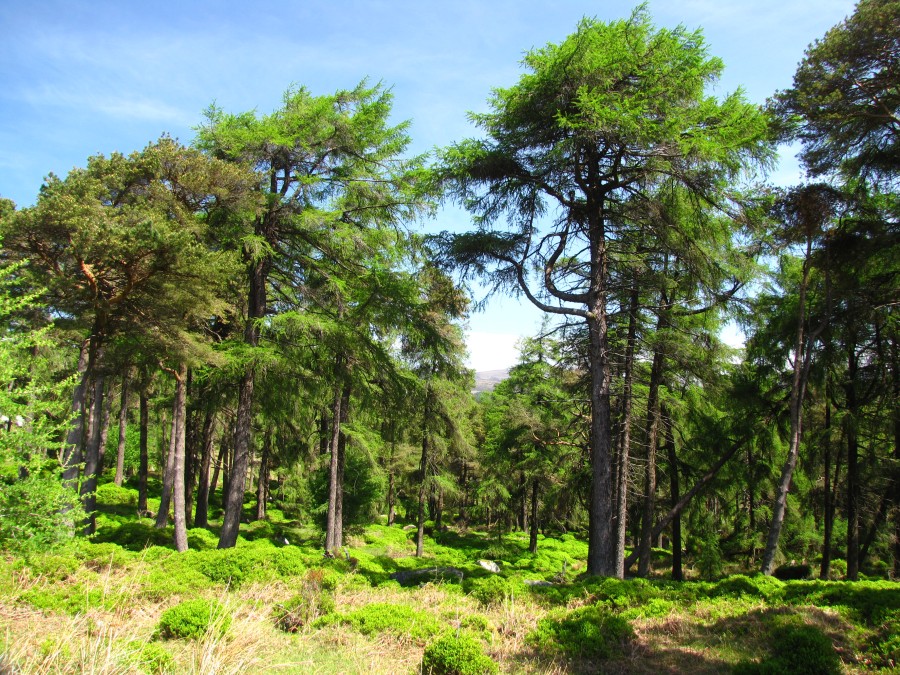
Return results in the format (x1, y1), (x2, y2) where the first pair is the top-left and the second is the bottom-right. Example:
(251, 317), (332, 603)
(0, 1), (855, 370)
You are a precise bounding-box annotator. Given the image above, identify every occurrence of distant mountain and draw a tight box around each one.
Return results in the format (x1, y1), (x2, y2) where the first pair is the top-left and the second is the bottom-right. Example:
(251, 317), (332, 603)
(473, 368), (510, 393)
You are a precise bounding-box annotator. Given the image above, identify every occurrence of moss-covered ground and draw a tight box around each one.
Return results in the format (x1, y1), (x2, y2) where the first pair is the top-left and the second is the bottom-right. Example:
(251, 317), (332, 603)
(1, 479), (898, 673)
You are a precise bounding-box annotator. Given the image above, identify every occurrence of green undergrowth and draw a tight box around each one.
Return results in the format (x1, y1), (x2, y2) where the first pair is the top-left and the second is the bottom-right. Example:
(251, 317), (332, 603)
(527, 604), (634, 661)
(156, 598), (231, 640)
(4, 487), (900, 673)
(422, 633), (499, 674)
(314, 602), (443, 644)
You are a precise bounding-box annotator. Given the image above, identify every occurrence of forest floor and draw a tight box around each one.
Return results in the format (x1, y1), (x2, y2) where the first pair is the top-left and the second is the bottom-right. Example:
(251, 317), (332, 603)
(1, 479), (898, 674)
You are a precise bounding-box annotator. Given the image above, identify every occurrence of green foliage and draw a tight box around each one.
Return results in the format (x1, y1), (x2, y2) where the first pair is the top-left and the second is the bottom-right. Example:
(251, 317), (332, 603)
(526, 604), (634, 661)
(123, 640), (174, 674)
(93, 522), (173, 550)
(310, 446), (385, 531)
(72, 541), (132, 570)
(17, 550), (81, 581)
(274, 569), (336, 633)
(692, 509), (724, 580)
(422, 633), (499, 675)
(318, 602), (442, 643)
(710, 575), (785, 601)
(0, 262), (81, 554)
(781, 580), (900, 625)
(20, 583), (111, 615)
(157, 598), (231, 640)
(466, 575), (518, 606)
(733, 615), (840, 675)
(95, 482), (138, 508)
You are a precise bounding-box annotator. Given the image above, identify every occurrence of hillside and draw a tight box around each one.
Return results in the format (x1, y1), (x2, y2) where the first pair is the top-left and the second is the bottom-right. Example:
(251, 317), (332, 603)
(473, 369), (510, 393)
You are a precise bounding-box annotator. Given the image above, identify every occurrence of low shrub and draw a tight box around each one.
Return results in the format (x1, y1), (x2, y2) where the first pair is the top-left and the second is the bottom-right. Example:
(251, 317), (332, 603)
(422, 633), (499, 675)
(318, 602), (442, 643)
(733, 616), (840, 674)
(781, 580), (900, 625)
(274, 569), (336, 633)
(620, 597), (676, 620)
(122, 640), (174, 674)
(467, 575), (516, 606)
(709, 574), (784, 601)
(72, 541), (132, 570)
(140, 551), (213, 599)
(869, 613), (900, 669)
(19, 551), (80, 581)
(526, 604), (634, 661)
(95, 483), (138, 508)
(93, 522), (171, 551)
(157, 598), (231, 640)
(186, 528), (218, 550)
(21, 583), (116, 615)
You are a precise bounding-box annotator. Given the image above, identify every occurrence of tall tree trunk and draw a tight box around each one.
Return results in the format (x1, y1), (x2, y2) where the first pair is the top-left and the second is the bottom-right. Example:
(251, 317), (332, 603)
(663, 413), (682, 581)
(183, 371), (195, 528)
(156, 407), (177, 529)
(256, 429), (271, 521)
(519, 471), (528, 533)
(821, 381), (834, 579)
(638, 310), (666, 577)
(80, 371), (106, 534)
(529, 479), (539, 554)
(846, 338), (861, 580)
(171, 364), (189, 552)
(194, 408), (216, 528)
(219, 246), (268, 549)
(96, 381), (113, 472)
(114, 372), (130, 486)
(210, 434), (226, 500)
(459, 462), (469, 526)
(138, 390), (149, 512)
(614, 283), (640, 577)
(890, 333), (900, 579)
(335, 383), (350, 549)
(325, 379), (344, 552)
(387, 469), (396, 526)
(586, 309), (615, 576)
(416, 383), (432, 557)
(62, 339), (90, 489)
(762, 248), (814, 576)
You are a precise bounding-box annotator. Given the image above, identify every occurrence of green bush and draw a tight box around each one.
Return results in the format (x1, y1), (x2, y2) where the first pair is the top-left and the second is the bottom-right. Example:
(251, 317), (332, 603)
(710, 574), (785, 601)
(526, 604), (634, 660)
(781, 580), (900, 625)
(142, 555), (212, 600)
(157, 598), (231, 640)
(422, 633), (499, 675)
(95, 482), (138, 508)
(72, 541), (132, 570)
(870, 614), (900, 669)
(19, 551), (80, 581)
(21, 584), (105, 615)
(620, 597), (676, 620)
(318, 602), (442, 643)
(733, 617), (840, 674)
(467, 575), (516, 606)
(186, 528), (218, 550)
(123, 640), (174, 673)
(274, 569), (336, 633)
